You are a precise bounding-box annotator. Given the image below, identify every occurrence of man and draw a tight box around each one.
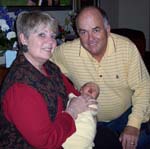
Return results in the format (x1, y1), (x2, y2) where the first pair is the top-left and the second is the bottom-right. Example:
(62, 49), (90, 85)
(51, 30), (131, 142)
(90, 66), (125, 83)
(52, 6), (150, 149)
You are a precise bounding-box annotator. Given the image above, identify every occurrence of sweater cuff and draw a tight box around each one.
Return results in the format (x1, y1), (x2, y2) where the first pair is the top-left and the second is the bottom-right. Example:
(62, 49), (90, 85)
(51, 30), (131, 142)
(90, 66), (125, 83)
(67, 93), (77, 107)
(68, 93), (77, 99)
(127, 117), (142, 129)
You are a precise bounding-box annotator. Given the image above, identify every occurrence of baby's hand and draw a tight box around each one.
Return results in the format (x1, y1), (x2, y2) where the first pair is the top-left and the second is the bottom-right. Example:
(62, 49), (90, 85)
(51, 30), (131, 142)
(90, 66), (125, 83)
(88, 100), (98, 116)
(82, 95), (98, 116)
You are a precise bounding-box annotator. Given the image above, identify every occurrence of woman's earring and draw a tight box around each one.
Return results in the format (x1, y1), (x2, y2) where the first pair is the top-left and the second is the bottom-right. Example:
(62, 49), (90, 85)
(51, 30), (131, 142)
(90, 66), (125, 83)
(22, 44), (28, 52)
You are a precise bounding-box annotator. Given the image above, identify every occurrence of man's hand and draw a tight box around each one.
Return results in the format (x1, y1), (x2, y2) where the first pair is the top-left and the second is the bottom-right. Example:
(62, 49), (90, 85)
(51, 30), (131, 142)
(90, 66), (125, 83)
(119, 126), (140, 149)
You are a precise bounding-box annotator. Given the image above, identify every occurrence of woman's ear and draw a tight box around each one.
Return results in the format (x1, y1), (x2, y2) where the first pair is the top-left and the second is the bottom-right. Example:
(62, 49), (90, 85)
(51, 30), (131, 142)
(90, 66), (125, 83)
(19, 33), (27, 45)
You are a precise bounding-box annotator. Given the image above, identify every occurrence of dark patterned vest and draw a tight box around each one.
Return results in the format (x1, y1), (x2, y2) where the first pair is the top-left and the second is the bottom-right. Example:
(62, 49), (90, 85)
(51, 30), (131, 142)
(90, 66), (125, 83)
(0, 53), (68, 148)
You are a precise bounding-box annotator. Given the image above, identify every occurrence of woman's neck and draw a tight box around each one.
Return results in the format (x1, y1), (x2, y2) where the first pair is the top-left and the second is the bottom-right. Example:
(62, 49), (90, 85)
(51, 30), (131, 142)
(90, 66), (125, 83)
(24, 53), (47, 75)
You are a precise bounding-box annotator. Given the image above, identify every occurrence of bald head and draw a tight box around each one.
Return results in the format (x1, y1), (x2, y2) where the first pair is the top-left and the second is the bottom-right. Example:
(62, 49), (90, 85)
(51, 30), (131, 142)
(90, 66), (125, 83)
(76, 6), (109, 31)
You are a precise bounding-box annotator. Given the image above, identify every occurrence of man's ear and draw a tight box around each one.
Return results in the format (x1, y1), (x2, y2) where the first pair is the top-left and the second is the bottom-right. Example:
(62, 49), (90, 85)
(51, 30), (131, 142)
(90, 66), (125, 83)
(106, 25), (111, 36)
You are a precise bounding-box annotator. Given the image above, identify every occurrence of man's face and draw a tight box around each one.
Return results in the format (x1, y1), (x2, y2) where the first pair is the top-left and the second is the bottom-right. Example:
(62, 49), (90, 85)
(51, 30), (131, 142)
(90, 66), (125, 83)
(77, 9), (110, 59)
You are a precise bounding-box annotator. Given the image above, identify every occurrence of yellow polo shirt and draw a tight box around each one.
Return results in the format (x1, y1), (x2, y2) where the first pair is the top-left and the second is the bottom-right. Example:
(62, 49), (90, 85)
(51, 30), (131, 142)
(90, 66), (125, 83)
(52, 33), (150, 129)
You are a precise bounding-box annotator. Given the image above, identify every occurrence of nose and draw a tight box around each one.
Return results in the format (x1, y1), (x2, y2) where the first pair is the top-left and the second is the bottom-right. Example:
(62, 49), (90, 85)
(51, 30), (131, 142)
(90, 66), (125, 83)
(88, 32), (94, 41)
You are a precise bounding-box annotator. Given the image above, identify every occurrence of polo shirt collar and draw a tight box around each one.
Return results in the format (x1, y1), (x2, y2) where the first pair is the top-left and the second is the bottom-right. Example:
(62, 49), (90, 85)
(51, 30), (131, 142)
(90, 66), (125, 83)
(105, 34), (116, 56)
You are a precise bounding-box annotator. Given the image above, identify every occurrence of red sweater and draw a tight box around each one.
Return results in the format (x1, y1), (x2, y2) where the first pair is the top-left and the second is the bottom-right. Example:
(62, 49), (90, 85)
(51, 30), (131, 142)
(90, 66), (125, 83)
(2, 74), (80, 149)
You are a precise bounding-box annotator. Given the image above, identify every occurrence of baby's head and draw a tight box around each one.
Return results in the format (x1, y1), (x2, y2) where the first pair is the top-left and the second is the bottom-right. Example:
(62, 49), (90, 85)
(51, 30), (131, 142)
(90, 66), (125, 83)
(80, 82), (100, 99)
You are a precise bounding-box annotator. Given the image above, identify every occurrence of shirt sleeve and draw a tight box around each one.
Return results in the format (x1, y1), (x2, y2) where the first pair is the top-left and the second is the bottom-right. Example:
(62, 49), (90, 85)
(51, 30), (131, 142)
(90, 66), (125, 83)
(51, 43), (69, 75)
(3, 83), (76, 149)
(127, 43), (150, 129)
(62, 73), (80, 96)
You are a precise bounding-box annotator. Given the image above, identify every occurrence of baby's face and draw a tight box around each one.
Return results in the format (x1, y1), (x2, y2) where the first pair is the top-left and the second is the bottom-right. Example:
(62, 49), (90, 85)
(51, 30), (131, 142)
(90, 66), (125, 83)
(80, 83), (99, 99)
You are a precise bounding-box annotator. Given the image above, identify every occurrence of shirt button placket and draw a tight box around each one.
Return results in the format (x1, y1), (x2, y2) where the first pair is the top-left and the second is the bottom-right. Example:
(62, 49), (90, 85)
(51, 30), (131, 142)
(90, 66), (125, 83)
(98, 64), (103, 78)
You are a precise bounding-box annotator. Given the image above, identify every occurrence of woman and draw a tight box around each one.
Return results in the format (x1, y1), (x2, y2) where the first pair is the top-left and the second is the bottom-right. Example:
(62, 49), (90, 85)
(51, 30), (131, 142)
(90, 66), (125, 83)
(0, 11), (95, 148)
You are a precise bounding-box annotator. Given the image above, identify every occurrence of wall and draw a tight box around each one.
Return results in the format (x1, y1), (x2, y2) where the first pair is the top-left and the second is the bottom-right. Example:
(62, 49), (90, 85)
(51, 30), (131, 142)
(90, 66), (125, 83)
(47, 10), (71, 26)
(118, 0), (149, 51)
(100, 0), (119, 28)
(101, 0), (150, 51)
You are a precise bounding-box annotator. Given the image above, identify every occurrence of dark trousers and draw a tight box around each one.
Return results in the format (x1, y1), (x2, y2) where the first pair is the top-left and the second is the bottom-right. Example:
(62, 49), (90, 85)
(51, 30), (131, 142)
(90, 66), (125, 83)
(95, 108), (150, 149)
(94, 125), (122, 149)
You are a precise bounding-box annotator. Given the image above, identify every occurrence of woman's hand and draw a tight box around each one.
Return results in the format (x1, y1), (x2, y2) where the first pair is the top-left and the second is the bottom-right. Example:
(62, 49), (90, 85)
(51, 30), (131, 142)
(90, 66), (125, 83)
(65, 95), (97, 120)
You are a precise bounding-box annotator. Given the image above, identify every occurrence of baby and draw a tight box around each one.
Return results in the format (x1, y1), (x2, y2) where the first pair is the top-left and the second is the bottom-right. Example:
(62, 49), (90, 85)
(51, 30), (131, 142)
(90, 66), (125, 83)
(63, 82), (100, 149)
(80, 81), (100, 99)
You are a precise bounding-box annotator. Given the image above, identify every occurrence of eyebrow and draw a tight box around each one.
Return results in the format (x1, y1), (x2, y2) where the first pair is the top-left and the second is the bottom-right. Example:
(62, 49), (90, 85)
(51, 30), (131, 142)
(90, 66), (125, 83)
(78, 26), (100, 32)
(93, 26), (101, 30)
(78, 28), (86, 32)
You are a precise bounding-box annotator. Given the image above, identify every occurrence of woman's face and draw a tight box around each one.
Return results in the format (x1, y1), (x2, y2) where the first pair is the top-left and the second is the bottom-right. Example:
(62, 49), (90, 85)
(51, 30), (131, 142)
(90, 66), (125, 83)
(21, 24), (57, 64)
